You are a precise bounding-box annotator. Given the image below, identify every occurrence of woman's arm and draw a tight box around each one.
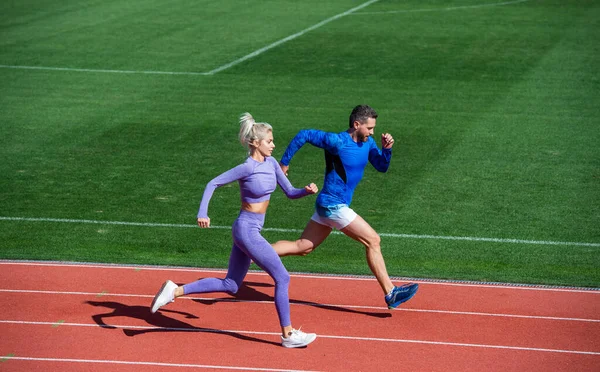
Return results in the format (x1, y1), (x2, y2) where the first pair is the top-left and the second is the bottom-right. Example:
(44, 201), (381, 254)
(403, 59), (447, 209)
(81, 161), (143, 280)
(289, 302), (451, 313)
(271, 157), (318, 199)
(197, 162), (252, 219)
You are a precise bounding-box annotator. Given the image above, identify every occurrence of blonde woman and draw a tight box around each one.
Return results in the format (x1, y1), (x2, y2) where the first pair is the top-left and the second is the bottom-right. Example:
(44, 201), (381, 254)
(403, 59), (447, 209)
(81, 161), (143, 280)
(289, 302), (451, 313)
(151, 113), (318, 348)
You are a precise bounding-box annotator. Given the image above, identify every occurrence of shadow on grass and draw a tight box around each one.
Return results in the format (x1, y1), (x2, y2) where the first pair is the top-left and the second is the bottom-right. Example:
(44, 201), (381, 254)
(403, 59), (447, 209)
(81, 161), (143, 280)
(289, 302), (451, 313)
(85, 300), (280, 346)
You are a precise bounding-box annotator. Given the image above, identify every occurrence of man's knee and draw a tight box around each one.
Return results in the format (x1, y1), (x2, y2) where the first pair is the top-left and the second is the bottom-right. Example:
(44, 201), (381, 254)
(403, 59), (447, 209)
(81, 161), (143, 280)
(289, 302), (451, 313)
(297, 238), (317, 256)
(297, 247), (315, 256)
(363, 233), (381, 251)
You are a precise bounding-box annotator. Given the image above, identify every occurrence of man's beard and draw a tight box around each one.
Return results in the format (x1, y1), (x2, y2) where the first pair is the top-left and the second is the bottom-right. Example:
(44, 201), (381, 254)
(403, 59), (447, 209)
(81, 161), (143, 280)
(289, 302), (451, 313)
(357, 132), (369, 142)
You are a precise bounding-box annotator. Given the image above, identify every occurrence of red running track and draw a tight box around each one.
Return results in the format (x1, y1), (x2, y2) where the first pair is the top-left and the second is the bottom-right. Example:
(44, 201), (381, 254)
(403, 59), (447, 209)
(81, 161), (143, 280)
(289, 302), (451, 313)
(0, 261), (599, 371)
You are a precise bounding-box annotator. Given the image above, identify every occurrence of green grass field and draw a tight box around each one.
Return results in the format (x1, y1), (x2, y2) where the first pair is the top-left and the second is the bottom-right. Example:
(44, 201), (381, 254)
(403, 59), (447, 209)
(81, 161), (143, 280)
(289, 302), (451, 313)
(1, 0), (599, 287)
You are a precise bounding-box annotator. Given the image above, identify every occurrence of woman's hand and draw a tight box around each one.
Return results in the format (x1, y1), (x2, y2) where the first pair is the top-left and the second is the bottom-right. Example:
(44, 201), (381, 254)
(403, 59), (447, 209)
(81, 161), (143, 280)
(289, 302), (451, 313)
(197, 217), (210, 228)
(304, 183), (318, 194)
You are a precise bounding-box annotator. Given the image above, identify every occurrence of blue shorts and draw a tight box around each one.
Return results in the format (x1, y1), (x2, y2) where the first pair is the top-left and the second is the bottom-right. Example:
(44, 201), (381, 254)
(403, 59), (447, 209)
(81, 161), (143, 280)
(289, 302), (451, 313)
(311, 204), (358, 230)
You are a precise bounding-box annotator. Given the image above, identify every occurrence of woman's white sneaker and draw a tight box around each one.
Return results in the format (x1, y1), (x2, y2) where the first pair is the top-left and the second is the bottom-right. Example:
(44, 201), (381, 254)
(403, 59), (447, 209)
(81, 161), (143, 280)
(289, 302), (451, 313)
(281, 328), (317, 348)
(150, 280), (177, 313)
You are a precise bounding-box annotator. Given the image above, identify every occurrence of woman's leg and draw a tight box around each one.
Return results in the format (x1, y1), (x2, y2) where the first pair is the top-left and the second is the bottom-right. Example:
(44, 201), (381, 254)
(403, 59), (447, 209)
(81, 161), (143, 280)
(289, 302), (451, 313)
(228, 211), (316, 347)
(236, 233), (291, 327)
(151, 243), (250, 313)
(178, 244), (250, 297)
(232, 212), (292, 330)
(246, 237), (291, 329)
(241, 232), (318, 346)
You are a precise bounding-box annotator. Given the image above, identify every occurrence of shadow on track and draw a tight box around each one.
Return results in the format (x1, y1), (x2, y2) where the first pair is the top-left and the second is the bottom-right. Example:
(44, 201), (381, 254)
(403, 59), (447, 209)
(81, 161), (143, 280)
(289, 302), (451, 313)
(85, 300), (280, 346)
(192, 281), (391, 319)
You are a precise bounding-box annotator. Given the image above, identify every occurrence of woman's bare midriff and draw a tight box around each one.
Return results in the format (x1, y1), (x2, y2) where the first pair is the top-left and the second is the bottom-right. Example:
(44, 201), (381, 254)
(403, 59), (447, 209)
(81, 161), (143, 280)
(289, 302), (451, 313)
(242, 200), (269, 214)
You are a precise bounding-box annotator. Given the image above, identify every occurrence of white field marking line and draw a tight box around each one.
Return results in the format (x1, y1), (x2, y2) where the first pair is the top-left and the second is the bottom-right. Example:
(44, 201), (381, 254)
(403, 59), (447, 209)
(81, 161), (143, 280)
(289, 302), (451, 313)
(2, 288), (599, 323)
(352, 0), (530, 15)
(0, 356), (320, 372)
(2, 216), (599, 248)
(2, 260), (599, 293)
(0, 64), (211, 76)
(1, 320), (598, 356)
(205, 0), (380, 74)
(0, 0), (381, 77)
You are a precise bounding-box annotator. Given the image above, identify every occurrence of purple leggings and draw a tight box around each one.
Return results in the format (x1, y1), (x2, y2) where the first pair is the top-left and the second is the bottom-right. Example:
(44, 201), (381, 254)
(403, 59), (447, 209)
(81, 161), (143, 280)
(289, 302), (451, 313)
(183, 210), (291, 327)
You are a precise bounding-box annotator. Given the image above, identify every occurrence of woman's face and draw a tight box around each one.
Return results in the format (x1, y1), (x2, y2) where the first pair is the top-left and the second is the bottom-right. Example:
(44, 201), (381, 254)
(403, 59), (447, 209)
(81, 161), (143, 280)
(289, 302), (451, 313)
(255, 130), (275, 157)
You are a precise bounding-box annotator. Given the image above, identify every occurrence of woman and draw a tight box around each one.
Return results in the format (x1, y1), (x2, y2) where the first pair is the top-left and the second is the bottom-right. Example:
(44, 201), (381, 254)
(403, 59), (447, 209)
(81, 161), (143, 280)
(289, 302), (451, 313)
(151, 113), (318, 348)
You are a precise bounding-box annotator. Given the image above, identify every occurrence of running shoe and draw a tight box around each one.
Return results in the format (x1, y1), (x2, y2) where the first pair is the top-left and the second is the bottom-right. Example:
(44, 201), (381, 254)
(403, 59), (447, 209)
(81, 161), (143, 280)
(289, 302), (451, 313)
(281, 328), (317, 348)
(385, 283), (419, 309)
(150, 280), (177, 313)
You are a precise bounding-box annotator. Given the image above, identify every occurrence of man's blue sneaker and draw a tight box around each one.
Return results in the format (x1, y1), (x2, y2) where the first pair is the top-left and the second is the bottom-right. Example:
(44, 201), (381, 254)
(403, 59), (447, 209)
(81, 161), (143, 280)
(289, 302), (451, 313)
(385, 283), (419, 309)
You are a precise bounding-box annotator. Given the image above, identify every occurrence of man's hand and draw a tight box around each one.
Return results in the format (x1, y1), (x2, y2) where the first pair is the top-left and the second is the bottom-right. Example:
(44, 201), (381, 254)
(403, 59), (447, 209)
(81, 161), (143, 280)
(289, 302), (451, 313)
(304, 183), (318, 194)
(381, 133), (395, 149)
(280, 163), (289, 176)
(197, 217), (210, 228)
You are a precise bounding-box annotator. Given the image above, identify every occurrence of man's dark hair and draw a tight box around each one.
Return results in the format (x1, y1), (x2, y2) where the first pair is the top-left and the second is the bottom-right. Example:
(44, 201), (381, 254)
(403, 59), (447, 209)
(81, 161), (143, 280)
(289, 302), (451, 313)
(349, 105), (378, 128)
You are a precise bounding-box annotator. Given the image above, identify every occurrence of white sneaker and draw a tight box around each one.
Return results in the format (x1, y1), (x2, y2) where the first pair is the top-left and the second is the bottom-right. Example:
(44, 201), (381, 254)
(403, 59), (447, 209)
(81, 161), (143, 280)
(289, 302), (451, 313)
(150, 280), (177, 313)
(281, 328), (317, 348)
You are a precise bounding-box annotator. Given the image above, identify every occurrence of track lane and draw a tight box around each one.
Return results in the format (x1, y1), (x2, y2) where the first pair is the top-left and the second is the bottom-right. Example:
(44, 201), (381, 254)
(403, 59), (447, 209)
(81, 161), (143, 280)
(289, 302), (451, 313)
(2, 262), (598, 319)
(1, 262), (599, 371)
(2, 322), (598, 372)
(1, 291), (598, 353)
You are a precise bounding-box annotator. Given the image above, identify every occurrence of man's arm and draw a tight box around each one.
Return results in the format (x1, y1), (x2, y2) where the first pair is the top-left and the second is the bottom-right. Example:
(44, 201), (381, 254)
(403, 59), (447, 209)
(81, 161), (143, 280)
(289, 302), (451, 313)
(368, 133), (393, 172)
(280, 129), (342, 167)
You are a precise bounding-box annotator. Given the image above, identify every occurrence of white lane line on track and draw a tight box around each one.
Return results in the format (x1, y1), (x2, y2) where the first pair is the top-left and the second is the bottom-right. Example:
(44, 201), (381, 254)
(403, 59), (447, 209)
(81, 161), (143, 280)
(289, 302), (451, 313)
(0, 355), (319, 372)
(1, 289), (598, 323)
(1, 320), (598, 356)
(2, 216), (599, 248)
(1, 260), (598, 293)
(352, 0), (530, 15)
(320, 334), (600, 356)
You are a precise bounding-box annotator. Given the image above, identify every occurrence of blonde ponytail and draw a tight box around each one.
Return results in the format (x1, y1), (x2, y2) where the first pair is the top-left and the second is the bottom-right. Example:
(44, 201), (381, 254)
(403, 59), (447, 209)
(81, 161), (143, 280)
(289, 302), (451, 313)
(239, 112), (256, 148)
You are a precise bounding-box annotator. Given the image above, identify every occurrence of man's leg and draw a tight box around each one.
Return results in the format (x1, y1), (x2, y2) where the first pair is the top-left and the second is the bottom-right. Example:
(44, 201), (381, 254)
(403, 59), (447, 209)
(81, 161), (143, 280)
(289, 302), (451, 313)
(272, 220), (332, 257)
(339, 215), (394, 295)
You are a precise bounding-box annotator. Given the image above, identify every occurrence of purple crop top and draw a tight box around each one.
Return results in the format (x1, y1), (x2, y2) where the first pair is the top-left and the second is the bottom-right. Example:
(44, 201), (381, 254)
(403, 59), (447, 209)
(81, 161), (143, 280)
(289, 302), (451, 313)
(197, 156), (309, 218)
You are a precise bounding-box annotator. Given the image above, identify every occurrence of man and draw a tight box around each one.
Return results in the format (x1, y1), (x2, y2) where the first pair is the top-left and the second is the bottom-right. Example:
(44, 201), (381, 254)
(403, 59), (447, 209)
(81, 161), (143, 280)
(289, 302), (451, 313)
(273, 105), (418, 309)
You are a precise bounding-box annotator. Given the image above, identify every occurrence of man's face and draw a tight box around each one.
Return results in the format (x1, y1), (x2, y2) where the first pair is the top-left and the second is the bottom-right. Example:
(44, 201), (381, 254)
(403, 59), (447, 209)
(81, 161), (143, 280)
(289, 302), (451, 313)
(356, 117), (376, 142)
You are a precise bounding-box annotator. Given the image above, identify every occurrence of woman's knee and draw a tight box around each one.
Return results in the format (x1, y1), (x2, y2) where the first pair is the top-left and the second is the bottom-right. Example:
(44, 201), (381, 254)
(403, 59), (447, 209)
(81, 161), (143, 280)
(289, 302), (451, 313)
(223, 278), (240, 294)
(274, 270), (290, 287)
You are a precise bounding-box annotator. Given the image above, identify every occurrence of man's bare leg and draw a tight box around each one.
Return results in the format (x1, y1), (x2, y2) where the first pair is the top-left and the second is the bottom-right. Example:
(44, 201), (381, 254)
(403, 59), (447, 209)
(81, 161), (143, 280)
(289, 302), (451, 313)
(273, 220), (332, 257)
(340, 215), (394, 295)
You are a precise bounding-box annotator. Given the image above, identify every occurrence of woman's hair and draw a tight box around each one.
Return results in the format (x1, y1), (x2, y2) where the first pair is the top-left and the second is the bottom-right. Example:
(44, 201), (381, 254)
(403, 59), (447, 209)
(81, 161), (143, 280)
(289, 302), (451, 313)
(239, 112), (273, 152)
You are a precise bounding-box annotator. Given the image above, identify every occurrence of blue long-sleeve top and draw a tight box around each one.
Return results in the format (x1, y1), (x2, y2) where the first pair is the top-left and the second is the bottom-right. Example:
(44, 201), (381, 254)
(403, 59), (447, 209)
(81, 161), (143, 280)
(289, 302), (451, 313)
(280, 130), (391, 208)
(197, 156), (309, 218)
